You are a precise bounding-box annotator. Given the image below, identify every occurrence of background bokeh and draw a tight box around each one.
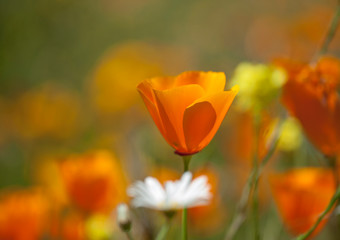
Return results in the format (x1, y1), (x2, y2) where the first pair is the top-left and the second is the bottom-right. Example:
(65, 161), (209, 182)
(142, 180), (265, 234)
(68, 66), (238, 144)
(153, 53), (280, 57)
(0, 0), (340, 239)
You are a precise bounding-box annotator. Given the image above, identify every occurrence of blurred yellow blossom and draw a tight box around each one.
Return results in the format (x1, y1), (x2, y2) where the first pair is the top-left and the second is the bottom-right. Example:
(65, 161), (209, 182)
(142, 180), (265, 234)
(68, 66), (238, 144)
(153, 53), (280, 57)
(85, 214), (113, 240)
(35, 157), (68, 207)
(278, 117), (303, 152)
(89, 42), (193, 116)
(230, 63), (287, 111)
(9, 83), (81, 140)
(59, 150), (128, 213)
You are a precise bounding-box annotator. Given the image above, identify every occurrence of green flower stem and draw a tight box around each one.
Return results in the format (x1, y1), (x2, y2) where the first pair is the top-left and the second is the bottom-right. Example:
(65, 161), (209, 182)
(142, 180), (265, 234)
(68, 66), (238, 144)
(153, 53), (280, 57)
(316, 1), (340, 57)
(252, 114), (261, 240)
(326, 155), (339, 187)
(224, 121), (280, 240)
(125, 231), (134, 240)
(183, 155), (191, 172)
(182, 155), (192, 240)
(296, 187), (340, 240)
(155, 212), (175, 240)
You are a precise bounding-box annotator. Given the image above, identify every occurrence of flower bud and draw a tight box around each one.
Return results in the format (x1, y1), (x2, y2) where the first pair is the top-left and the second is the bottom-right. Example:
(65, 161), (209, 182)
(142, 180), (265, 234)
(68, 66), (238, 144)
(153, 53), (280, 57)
(116, 203), (131, 232)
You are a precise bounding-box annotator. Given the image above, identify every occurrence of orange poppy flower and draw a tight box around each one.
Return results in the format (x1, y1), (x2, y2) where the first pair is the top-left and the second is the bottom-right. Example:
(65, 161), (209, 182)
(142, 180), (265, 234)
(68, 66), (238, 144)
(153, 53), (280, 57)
(138, 71), (238, 155)
(277, 56), (340, 156)
(270, 168), (336, 238)
(0, 189), (49, 240)
(59, 150), (128, 213)
(188, 167), (226, 233)
(150, 166), (225, 232)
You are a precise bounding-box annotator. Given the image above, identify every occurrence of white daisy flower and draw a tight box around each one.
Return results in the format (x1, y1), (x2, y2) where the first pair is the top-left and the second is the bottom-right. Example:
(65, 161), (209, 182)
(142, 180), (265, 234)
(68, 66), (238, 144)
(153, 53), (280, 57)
(127, 171), (212, 210)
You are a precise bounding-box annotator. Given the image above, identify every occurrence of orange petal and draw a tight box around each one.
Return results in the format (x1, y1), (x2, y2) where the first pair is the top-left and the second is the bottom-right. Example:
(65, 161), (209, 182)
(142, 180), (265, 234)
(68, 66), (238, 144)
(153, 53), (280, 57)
(270, 168), (335, 237)
(153, 84), (205, 152)
(175, 71), (226, 94)
(137, 80), (154, 104)
(282, 79), (339, 155)
(137, 76), (175, 103)
(137, 88), (165, 137)
(183, 102), (217, 153)
(194, 89), (238, 151)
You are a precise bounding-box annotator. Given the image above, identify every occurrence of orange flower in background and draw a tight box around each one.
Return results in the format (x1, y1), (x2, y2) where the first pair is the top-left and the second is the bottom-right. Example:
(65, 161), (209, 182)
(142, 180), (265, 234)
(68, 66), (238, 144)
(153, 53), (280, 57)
(138, 71), (238, 155)
(59, 150), (128, 213)
(60, 213), (86, 240)
(0, 189), (49, 240)
(150, 166), (225, 232)
(188, 167), (226, 232)
(270, 168), (336, 238)
(150, 167), (180, 184)
(277, 56), (340, 156)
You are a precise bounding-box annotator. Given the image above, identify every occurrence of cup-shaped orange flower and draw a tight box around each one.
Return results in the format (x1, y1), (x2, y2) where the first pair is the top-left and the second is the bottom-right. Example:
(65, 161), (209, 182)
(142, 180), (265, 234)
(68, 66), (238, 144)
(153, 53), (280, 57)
(188, 167), (225, 233)
(59, 150), (128, 213)
(270, 168), (336, 238)
(0, 189), (49, 240)
(138, 71), (238, 155)
(276, 56), (340, 156)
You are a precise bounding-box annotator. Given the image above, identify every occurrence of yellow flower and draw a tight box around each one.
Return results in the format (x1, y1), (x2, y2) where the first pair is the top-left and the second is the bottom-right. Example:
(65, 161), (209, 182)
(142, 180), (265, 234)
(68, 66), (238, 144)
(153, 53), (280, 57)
(278, 117), (303, 152)
(90, 42), (193, 116)
(230, 63), (286, 111)
(85, 214), (113, 240)
(10, 83), (80, 140)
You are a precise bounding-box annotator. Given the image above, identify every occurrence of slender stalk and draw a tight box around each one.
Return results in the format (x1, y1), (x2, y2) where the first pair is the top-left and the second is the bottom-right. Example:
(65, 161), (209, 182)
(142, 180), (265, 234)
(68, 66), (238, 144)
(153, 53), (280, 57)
(182, 155), (192, 240)
(183, 155), (191, 172)
(326, 155), (339, 188)
(315, 1), (340, 58)
(156, 213), (175, 240)
(296, 188), (340, 240)
(252, 114), (261, 240)
(156, 222), (171, 240)
(224, 122), (280, 240)
(125, 232), (134, 240)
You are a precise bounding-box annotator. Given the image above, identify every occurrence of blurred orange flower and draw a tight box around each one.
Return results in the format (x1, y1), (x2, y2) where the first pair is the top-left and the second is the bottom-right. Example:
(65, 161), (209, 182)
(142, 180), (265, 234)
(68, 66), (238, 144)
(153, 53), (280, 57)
(138, 71), (238, 155)
(188, 167), (226, 232)
(270, 168), (336, 238)
(150, 166), (225, 232)
(277, 56), (340, 156)
(0, 189), (49, 240)
(150, 167), (180, 184)
(60, 213), (86, 240)
(59, 150), (128, 213)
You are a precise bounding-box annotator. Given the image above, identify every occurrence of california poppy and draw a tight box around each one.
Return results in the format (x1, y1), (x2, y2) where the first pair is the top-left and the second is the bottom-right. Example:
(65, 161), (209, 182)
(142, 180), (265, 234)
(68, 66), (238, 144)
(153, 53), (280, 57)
(138, 71), (238, 155)
(59, 150), (128, 213)
(277, 56), (340, 156)
(188, 167), (226, 233)
(0, 189), (49, 240)
(270, 168), (336, 238)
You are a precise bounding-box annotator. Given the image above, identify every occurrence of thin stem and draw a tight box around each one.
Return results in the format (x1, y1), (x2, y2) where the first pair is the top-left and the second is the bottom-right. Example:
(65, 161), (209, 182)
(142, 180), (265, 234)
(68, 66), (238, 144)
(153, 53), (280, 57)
(182, 155), (192, 240)
(315, 1), (340, 58)
(326, 155), (339, 188)
(125, 231), (134, 240)
(224, 122), (281, 240)
(252, 113), (261, 240)
(296, 188), (340, 240)
(183, 155), (191, 172)
(156, 213), (174, 240)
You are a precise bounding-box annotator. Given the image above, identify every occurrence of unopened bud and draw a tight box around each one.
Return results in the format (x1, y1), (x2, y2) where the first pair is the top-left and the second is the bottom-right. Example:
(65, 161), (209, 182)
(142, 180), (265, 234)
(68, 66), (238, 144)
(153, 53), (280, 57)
(116, 203), (131, 232)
